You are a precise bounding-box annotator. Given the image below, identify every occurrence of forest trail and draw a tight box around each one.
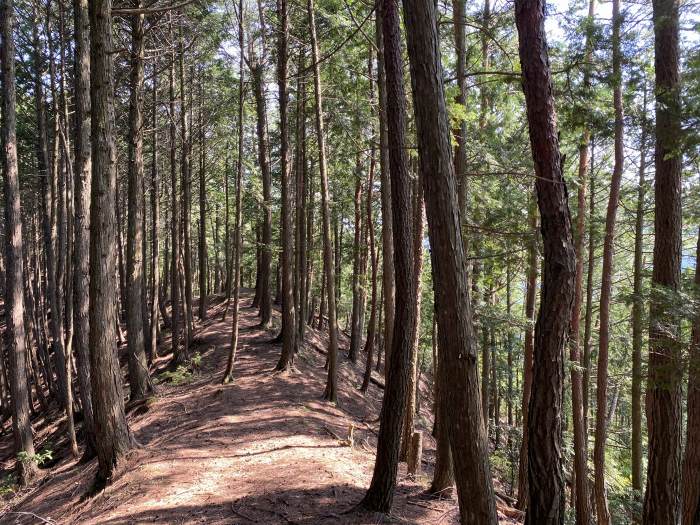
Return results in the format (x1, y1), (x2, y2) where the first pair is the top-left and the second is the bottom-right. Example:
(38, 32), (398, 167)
(0, 294), (519, 524)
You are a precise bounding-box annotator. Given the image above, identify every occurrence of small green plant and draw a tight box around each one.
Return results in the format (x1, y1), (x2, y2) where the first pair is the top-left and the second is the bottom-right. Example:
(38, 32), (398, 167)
(17, 445), (53, 467)
(157, 365), (193, 385)
(190, 352), (202, 369)
(0, 474), (17, 497)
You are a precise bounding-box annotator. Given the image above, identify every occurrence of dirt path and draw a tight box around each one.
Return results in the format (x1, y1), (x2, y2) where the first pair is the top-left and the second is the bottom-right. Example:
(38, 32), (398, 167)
(1, 296), (518, 524)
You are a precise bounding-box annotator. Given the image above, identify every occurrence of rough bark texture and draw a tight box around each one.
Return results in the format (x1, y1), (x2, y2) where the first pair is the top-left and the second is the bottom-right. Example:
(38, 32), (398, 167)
(683, 228), (700, 525)
(360, 0), (416, 510)
(568, 2), (595, 524)
(593, 2), (624, 522)
(73, 0), (97, 458)
(375, 9), (395, 376)
(631, 86), (647, 508)
(222, 0), (245, 384)
(401, 0), (497, 520)
(275, 0), (297, 371)
(307, 0), (339, 402)
(643, 0), (683, 522)
(88, 0), (134, 484)
(251, 63), (273, 329)
(126, 2), (151, 402)
(514, 1), (576, 523)
(2, 0), (39, 485)
(169, 21), (183, 364)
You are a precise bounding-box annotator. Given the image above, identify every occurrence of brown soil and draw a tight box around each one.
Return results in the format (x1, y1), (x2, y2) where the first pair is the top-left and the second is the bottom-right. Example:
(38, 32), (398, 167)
(0, 294), (521, 524)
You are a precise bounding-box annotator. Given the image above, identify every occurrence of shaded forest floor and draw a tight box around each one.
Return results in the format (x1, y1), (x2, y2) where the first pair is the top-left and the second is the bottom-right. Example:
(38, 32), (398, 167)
(0, 293), (521, 524)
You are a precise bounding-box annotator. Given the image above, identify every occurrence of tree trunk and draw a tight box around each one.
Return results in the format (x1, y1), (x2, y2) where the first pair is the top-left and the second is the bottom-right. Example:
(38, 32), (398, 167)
(514, 1), (577, 523)
(402, 0), (498, 520)
(517, 193), (538, 510)
(169, 15), (183, 364)
(307, 0), (339, 402)
(644, 0), (683, 521)
(568, 2), (596, 523)
(126, 1), (151, 402)
(375, 9), (394, 379)
(149, 69), (161, 362)
(179, 37), (194, 346)
(360, 0), (416, 510)
(361, 46), (378, 394)
(73, 0), (97, 459)
(88, 0), (134, 484)
(198, 80), (208, 321)
(349, 154), (366, 364)
(592, 2), (624, 522)
(275, 0), (297, 370)
(683, 227), (700, 525)
(222, 0), (245, 384)
(1, 0), (40, 484)
(251, 61), (273, 328)
(400, 180), (424, 462)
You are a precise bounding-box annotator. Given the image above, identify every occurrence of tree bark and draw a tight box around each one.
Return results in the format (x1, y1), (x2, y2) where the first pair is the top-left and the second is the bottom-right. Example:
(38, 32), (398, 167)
(592, 2), (624, 522)
(516, 203), (542, 510)
(631, 83), (648, 512)
(88, 0), (134, 484)
(73, 0), (97, 459)
(126, 0), (151, 402)
(1, 0), (40, 484)
(307, 0), (339, 402)
(360, 0), (416, 510)
(251, 60), (273, 328)
(275, 0), (297, 370)
(375, 9), (395, 378)
(514, 1), (577, 523)
(644, 1), (683, 522)
(222, 0), (245, 384)
(683, 227), (700, 525)
(402, 0), (498, 520)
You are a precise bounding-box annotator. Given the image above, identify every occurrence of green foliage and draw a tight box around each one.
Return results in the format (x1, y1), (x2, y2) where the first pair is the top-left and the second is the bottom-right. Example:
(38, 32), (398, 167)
(17, 444), (53, 467)
(157, 365), (194, 386)
(0, 474), (17, 498)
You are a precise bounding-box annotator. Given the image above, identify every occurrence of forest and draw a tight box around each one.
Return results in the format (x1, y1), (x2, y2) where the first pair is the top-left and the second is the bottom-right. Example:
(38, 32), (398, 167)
(0, 0), (699, 523)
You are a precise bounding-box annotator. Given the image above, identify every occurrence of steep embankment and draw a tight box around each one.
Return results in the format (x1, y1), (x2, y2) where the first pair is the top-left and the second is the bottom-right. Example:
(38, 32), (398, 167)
(0, 294), (519, 524)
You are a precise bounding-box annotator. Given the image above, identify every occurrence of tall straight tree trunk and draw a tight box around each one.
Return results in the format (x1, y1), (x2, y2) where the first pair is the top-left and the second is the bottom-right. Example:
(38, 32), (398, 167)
(400, 180), (424, 462)
(517, 193), (538, 510)
(361, 46), (378, 394)
(360, 0), (416, 510)
(593, 2), (624, 521)
(375, 9), (394, 376)
(683, 228), (700, 525)
(295, 51), (308, 342)
(582, 145), (596, 433)
(631, 84), (647, 510)
(349, 165), (364, 363)
(275, 0), (297, 370)
(179, 36), (194, 344)
(126, 1), (151, 402)
(1, 0), (40, 485)
(569, 2), (595, 524)
(514, 1), (577, 523)
(149, 70), (161, 362)
(198, 81), (208, 320)
(88, 0), (134, 484)
(169, 16), (183, 364)
(251, 63), (273, 328)
(402, 0), (498, 520)
(644, 0), (683, 521)
(222, 0), (245, 383)
(73, 0), (97, 459)
(307, 0), (339, 402)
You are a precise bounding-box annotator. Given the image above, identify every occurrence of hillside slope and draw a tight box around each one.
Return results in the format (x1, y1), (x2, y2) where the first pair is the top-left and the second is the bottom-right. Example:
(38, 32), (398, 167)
(1, 295), (519, 524)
